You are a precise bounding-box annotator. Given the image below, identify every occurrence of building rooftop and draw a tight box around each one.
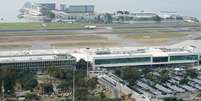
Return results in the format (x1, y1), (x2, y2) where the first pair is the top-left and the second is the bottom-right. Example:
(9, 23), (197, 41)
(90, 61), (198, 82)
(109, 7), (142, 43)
(0, 49), (75, 63)
(94, 47), (197, 58)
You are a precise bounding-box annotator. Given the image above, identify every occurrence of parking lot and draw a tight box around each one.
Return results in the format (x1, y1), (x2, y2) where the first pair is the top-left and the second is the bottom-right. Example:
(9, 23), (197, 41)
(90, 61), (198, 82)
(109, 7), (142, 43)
(127, 68), (201, 100)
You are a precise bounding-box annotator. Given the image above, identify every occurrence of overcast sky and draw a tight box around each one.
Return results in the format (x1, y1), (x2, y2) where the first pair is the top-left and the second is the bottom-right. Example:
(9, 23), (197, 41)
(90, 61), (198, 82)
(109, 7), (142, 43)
(0, 0), (201, 22)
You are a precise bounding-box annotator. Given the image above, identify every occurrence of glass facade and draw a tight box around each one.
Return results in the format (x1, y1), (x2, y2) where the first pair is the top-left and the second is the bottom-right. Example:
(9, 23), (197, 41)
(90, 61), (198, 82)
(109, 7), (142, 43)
(170, 55), (198, 61)
(95, 55), (200, 66)
(0, 60), (76, 69)
(153, 57), (168, 63)
(95, 57), (151, 65)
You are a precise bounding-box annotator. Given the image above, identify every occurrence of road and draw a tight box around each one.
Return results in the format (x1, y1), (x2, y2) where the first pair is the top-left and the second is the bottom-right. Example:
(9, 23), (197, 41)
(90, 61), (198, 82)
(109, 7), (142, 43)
(96, 73), (150, 101)
(0, 26), (201, 35)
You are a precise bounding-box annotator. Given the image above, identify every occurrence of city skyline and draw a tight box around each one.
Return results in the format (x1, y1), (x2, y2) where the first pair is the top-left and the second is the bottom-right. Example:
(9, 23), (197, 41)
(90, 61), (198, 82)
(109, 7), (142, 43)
(0, 0), (201, 22)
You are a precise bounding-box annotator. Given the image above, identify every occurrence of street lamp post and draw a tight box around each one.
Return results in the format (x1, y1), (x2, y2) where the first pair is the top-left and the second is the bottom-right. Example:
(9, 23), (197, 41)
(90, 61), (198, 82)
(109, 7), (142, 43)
(86, 48), (90, 79)
(2, 80), (4, 101)
(73, 66), (75, 101)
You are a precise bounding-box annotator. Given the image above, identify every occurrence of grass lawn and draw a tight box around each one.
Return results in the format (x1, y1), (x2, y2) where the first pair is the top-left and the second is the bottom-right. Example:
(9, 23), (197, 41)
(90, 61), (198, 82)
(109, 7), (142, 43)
(100, 22), (201, 29)
(0, 23), (83, 30)
(120, 32), (186, 39)
(0, 44), (31, 49)
(0, 32), (79, 36)
(194, 37), (201, 40)
(0, 34), (114, 49)
(0, 35), (109, 44)
(1, 22), (200, 30)
(52, 41), (117, 48)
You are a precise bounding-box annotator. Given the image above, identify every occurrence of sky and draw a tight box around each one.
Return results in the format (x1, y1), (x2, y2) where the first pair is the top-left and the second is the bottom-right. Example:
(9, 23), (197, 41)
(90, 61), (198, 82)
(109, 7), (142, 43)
(0, 0), (201, 22)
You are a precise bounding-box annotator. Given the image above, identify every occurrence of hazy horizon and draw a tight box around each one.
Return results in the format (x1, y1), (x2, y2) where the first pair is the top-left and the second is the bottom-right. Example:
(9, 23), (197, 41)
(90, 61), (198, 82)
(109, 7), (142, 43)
(0, 0), (201, 22)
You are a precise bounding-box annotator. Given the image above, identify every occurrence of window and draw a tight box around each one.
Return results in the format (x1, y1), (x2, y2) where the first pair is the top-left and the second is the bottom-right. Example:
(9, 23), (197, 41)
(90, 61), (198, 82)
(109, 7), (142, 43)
(170, 55), (198, 61)
(153, 57), (168, 63)
(95, 57), (151, 65)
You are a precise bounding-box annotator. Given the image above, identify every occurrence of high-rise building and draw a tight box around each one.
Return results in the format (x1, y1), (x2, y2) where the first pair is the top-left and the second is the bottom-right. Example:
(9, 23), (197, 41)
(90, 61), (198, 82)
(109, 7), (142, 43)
(67, 5), (95, 13)
(55, 0), (60, 10)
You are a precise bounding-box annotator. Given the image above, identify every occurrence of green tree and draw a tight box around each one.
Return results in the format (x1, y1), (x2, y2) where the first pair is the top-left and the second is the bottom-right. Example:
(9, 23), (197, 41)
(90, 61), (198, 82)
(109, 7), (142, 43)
(76, 59), (87, 70)
(145, 73), (158, 83)
(152, 15), (162, 22)
(48, 66), (74, 80)
(163, 97), (183, 101)
(117, 11), (123, 14)
(41, 8), (55, 19)
(121, 67), (142, 85)
(0, 69), (37, 94)
(142, 68), (152, 76)
(159, 70), (170, 83)
(57, 80), (73, 93)
(25, 93), (40, 101)
(47, 66), (57, 77)
(179, 77), (189, 85)
(104, 13), (113, 24)
(43, 84), (54, 95)
(87, 77), (98, 90)
(186, 69), (198, 78)
(23, 79), (38, 90)
(114, 69), (121, 77)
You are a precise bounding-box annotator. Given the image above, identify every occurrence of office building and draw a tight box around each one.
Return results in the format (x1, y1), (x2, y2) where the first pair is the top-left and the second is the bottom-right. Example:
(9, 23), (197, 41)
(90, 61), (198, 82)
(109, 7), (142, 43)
(66, 5), (94, 13)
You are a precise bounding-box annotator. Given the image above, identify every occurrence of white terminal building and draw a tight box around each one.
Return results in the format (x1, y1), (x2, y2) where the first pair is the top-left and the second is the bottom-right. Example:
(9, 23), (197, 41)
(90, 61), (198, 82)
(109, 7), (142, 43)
(0, 43), (201, 69)
(0, 49), (76, 69)
(85, 47), (201, 68)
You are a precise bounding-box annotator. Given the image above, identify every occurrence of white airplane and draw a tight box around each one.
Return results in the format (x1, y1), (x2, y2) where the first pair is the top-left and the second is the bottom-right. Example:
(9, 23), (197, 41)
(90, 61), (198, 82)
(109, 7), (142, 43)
(84, 25), (97, 29)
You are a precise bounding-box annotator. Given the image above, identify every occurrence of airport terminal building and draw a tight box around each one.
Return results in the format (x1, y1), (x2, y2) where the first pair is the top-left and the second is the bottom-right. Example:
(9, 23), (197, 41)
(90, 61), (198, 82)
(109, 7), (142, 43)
(0, 50), (76, 69)
(1, 46), (201, 69)
(93, 47), (201, 68)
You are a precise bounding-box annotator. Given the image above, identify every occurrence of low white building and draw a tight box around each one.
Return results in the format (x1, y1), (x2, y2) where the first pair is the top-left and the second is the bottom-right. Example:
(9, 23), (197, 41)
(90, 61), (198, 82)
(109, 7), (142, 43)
(90, 47), (200, 68)
(0, 49), (76, 69)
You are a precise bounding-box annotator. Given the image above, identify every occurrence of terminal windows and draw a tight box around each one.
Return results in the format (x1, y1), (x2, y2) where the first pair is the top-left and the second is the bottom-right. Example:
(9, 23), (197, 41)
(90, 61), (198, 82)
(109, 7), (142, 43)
(0, 60), (75, 69)
(153, 57), (168, 63)
(95, 57), (151, 65)
(170, 55), (198, 61)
